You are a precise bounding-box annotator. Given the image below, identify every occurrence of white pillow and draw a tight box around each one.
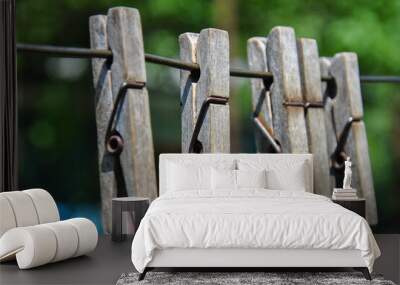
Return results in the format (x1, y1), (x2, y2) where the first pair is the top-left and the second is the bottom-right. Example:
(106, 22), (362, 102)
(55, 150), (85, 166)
(167, 162), (212, 191)
(236, 169), (267, 189)
(266, 163), (306, 191)
(211, 169), (268, 190)
(212, 168), (236, 190)
(237, 158), (310, 192)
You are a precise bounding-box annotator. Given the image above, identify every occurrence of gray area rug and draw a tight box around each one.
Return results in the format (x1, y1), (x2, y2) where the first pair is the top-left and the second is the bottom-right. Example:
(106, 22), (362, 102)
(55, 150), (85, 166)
(116, 272), (396, 285)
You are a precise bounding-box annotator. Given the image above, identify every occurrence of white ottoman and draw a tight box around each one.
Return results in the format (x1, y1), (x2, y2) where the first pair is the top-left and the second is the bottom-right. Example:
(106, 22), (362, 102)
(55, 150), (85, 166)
(0, 189), (98, 269)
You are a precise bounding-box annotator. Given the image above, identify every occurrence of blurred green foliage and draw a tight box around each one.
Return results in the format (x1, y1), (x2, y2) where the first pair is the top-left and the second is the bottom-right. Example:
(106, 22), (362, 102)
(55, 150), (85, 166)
(17, 0), (400, 232)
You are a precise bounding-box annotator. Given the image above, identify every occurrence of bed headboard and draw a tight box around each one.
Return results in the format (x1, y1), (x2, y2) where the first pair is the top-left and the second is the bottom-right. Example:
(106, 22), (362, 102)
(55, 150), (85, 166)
(159, 153), (313, 196)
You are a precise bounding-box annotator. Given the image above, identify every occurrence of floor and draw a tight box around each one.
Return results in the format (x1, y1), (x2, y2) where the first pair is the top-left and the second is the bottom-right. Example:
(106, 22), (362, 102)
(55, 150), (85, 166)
(0, 234), (399, 285)
(374, 234), (400, 284)
(0, 236), (133, 285)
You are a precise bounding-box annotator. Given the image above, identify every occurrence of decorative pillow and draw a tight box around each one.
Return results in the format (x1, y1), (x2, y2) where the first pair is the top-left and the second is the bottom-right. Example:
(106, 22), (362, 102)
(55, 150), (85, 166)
(237, 157), (311, 192)
(211, 168), (236, 190)
(266, 163), (307, 191)
(167, 162), (212, 191)
(236, 169), (267, 189)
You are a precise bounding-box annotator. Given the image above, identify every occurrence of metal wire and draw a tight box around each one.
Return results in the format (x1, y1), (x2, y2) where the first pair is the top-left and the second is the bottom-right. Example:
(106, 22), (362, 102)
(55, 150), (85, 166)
(17, 43), (112, 58)
(145, 52), (197, 71)
(144, 54), (274, 79)
(17, 43), (274, 79)
(189, 96), (229, 153)
(360, 75), (400, 83)
(16, 43), (400, 83)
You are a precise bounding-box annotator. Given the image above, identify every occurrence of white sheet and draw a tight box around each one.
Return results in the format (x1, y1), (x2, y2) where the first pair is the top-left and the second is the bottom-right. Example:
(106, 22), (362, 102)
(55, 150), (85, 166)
(131, 190), (380, 273)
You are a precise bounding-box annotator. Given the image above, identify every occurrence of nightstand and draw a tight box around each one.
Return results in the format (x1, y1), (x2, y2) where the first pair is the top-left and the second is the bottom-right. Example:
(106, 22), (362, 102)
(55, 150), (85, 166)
(332, 198), (366, 218)
(112, 197), (150, 242)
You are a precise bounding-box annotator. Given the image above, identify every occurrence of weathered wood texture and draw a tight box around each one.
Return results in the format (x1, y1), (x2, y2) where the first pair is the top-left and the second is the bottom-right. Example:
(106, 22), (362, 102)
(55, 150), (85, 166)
(179, 33), (198, 153)
(247, 37), (275, 152)
(266, 27), (309, 153)
(329, 52), (377, 224)
(297, 38), (331, 197)
(89, 15), (117, 233)
(106, 7), (157, 200)
(320, 57), (337, 160)
(197, 28), (230, 153)
(320, 57), (338, 192)
(180, 28), (230, 153)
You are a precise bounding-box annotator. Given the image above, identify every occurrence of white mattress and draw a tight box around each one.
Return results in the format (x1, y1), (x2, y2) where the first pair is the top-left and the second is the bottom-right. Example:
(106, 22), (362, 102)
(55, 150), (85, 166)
(131, 190), (380, 273)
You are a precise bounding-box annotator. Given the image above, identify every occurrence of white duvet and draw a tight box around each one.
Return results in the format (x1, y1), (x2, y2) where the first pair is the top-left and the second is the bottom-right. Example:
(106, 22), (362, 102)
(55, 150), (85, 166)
(131, 190), (380, 272)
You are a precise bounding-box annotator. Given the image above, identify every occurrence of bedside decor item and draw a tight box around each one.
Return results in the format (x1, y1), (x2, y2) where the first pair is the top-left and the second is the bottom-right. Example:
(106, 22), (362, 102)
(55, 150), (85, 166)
(0, 189), (98, 269)
(332, 188), (358, 200)
(112, 197), (149, 242)
(343, 157), (352, 189)
(332, 157), (358, 200)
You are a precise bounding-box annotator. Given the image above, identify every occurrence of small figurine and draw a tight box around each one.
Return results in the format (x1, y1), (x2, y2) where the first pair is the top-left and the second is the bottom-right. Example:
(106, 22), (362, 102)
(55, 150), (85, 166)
(343, 157), (352, 189)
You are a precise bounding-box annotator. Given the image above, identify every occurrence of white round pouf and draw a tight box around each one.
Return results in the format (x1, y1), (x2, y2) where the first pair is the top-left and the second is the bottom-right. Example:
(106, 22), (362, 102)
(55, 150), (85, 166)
(0, 226), (57, 269)
(23, 189), (60, 223)
(43, 220), (79, 262)
(67, 218), (98, 257)
(0, 218), (98, 269)
(0, 195), (17, 237)
(1, 191), (39, 227)
(0, 189), (98, 269)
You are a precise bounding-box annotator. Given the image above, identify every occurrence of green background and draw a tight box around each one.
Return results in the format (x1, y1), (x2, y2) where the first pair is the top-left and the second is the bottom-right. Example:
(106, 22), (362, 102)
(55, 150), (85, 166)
(16, 0), (400, 233)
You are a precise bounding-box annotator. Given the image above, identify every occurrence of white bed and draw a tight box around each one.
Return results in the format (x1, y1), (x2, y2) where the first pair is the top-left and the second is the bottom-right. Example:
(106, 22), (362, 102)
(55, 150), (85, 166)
(131, 154), (380, 280)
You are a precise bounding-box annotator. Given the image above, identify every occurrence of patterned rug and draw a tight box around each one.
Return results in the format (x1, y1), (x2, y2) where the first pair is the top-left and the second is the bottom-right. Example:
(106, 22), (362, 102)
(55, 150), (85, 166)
(116, 271), (395, 285)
